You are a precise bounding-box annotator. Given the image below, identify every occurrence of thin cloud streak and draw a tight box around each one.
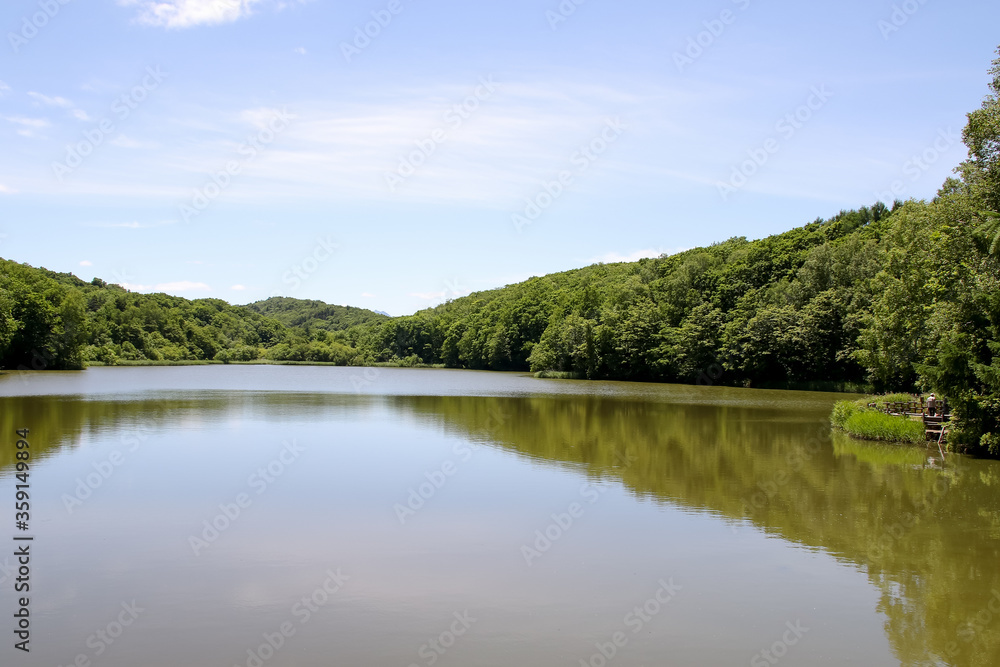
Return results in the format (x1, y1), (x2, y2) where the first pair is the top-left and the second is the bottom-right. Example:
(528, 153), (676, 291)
(118, 0), (267, 29)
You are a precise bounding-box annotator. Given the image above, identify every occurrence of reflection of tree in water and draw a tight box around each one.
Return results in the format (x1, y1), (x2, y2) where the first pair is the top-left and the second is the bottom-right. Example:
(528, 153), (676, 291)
(392, 394), (1000, 667)
(0, 395), (142, 470)
(3, 391), (999, 665)
(0, 392), (365, 471)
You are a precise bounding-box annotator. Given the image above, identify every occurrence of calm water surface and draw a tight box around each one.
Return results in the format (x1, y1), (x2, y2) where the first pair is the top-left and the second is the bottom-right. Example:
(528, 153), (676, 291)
(1, 366), (999, 666)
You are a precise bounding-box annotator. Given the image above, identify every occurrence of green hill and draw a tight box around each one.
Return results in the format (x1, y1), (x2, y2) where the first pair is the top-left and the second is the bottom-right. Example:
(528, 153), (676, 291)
(243, 296), (388, 332)
(344, 204), (895, 386)
(0, 259), (291, 368)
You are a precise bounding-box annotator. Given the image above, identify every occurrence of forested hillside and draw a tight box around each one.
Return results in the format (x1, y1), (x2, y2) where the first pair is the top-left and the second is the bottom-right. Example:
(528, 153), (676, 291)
(345, 205), (890, 384)
(2, 48), (998, 454)
(244, 297), (388, 332)
(0, 261), (282, 368)
(0, 261), (382, 368)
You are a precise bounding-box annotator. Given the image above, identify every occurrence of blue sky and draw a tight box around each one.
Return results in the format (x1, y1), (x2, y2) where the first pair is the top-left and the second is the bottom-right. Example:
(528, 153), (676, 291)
(1, 0), (998, 315)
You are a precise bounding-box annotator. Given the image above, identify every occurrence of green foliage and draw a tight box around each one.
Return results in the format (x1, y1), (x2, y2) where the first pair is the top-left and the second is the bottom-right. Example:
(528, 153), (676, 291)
(345, 215), (887, 388)
(533, 370), (585, 379)
(243, 297), (388, 331)
(842, 410), (926, 444)
(832, 394), (927, 444)
(831, 399), (867, 430)
(958, 46), (1000, 212)
(879, 392), (919, 404)
(0, 259), (295, 370)
(214, 345), (260, 364)
(0, 260), (90, 370)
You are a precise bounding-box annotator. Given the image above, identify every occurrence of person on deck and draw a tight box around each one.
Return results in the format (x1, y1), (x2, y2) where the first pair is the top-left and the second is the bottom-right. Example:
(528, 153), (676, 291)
(927, 393), (937, 417)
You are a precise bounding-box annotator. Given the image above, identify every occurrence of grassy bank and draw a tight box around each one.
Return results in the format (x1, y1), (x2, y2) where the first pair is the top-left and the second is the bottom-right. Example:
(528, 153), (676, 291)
(831, 395), (927, 444)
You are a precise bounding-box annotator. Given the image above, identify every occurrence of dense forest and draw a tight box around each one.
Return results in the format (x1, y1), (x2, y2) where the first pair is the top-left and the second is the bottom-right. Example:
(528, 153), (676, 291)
(2, 48), (998, 454)
(0, 264), (387, 368)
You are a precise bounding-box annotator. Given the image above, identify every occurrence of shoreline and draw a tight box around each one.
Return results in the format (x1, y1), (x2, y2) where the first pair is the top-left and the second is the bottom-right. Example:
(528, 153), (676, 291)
(2, 361), (871, 394)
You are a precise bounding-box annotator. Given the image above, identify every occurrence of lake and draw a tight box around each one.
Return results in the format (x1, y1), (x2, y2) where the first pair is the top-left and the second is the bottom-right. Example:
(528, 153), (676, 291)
(1, 365), (999, 666)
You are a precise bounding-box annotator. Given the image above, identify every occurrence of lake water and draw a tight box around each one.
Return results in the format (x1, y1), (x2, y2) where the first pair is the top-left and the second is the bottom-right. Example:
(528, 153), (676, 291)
(1, 366), (999, 666)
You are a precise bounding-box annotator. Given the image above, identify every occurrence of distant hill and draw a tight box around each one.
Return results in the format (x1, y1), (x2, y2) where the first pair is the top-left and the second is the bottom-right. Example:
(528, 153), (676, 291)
(0, 257), (299, 369)
(243, 297), (389, 331)
(0, 259), (391, 372)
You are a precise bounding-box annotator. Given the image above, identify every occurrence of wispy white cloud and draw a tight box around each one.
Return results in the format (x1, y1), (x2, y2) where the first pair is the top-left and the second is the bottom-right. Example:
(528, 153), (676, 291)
(0, 184), (16, 194)
(28, 91), (92, 122)
(119, 0), (266, 29)
(99, 222), (144, 228)
(361, 292), (376, 298)
(238, 106), (295, 129)
(5, 117), (49, 128)
(4, 78), (728, 205)
(230, 284), (246, 291)
(111, 135), (159, 149)
(0, 81), (10, 96)
(153, 81), (656, 206)
(294, 47), (306, 55)
(85, 220), (175, 228)
(4, 116), (49, 138)
(79, 260), (93, 266)
(28, 91), (73, 108)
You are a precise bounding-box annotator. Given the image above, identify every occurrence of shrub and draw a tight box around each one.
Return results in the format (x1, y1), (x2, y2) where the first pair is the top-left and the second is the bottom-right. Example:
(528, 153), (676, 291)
(398, 354), (422, 367)
(534, 370), (585, 380)
(229, 345), (261, 362)
(831, 399), (863, 429)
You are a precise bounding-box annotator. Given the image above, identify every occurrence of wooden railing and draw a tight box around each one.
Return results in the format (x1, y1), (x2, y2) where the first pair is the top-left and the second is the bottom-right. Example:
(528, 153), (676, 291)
(868, 400), (950, 419)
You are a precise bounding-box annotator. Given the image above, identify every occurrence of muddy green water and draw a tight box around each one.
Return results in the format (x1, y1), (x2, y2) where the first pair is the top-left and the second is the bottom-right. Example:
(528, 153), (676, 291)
(1, 366), (999, 666)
